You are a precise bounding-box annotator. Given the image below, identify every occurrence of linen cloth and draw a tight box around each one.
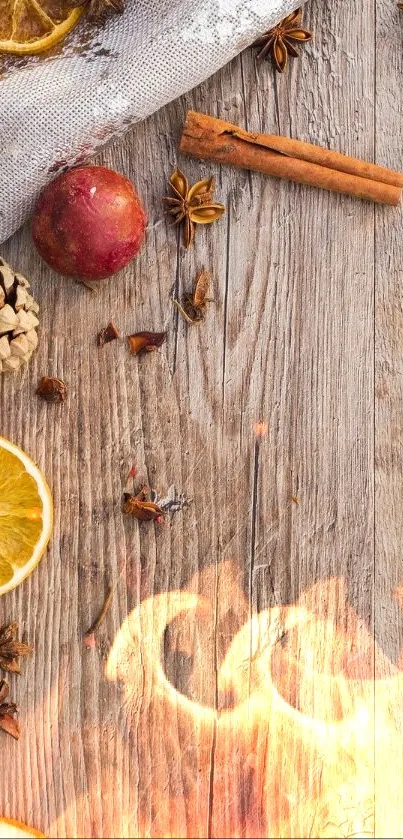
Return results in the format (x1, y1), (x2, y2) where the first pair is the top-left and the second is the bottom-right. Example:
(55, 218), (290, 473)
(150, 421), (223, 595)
(0, 0), (300, 243)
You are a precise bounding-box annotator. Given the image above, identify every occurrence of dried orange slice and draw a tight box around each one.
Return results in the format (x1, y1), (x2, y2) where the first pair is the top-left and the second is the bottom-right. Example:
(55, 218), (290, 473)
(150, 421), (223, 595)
(0, 817), (45, 838)
(0, 1), (83, 56)
(0, 437), (53, 595)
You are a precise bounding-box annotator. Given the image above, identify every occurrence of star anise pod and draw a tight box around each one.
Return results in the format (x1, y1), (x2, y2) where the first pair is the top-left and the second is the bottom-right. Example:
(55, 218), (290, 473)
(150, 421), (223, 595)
(163, 168), (225, 248)
(0, 623), (32, 674)
(174, 268), (213, 324)
(252, 8), (312, 73)
(0, 680), (19, 740)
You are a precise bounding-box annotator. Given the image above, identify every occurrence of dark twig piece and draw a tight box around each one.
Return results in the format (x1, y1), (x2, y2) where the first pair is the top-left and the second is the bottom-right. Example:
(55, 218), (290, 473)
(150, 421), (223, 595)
(84, 586), (113, 640)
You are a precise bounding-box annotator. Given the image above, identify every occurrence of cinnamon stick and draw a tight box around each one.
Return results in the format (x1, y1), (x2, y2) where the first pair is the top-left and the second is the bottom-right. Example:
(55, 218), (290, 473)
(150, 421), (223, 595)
(180, 111), (403, 206)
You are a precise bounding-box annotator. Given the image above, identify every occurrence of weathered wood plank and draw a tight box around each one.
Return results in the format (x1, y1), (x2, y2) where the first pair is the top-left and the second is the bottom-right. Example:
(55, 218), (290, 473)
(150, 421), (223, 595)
(375, 1), (403, 836)
(0, 0), (398, 835)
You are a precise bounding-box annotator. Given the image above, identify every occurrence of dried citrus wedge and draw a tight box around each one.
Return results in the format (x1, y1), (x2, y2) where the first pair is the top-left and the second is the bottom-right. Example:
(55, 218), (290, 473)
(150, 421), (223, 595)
(0, 1), (83, 56)
(0, 817), (45, 837)
(0, 437), (53, 595)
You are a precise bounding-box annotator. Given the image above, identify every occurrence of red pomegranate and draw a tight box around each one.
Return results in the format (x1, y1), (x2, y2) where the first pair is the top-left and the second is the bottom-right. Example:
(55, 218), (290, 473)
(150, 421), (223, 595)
(32, 165), (147, 280)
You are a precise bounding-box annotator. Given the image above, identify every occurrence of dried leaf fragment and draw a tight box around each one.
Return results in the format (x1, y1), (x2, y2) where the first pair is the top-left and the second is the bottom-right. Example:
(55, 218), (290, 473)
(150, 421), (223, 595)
(174, 268), (213, 325)
(252, 8), (312, 73)
(0, 623), (32, 675)
(123, 467), (165, 524)
(97, 322), (120, 347)
(0, 680), (19, 740)
(163, 167), (225, 248)
(36, 376), (67, 403)
(123, 495), (165, 522)
(128, 331), (166, 356)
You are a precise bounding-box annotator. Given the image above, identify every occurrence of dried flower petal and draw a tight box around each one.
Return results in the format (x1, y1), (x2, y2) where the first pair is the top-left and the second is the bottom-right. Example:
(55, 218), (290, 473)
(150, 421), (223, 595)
(97, 322), (120, 347)
(0, 622), (32, 675)
(36, 376), (67, 403)
(0, 680), (19, 740)
(128, 331), (166, 356)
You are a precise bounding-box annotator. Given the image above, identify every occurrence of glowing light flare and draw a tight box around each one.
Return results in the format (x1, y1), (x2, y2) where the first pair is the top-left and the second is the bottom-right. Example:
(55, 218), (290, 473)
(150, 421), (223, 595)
(0, 818), (45, 838)
(253, 420), (269, 438)
(106, 579), (402, 838)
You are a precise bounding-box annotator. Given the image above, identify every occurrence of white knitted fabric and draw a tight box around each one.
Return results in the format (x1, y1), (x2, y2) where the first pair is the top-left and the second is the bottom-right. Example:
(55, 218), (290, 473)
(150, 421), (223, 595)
(0, 0), (300, 243)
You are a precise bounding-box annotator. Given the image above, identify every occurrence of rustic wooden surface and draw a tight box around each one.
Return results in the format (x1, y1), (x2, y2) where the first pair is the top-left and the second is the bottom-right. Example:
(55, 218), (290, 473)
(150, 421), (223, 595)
(1, 0), (403, 836)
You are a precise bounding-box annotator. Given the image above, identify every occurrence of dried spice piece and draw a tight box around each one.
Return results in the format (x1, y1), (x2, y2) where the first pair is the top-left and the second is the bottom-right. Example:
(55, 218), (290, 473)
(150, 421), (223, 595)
(0, 680), (19, 740)
(0, 623), (32, 675)
(252, 8), (312, 73)
(163, 168), (225, 248)
(128, 331), (166, 356)
(36, 376), (67, 404)
(174, 268), (213, 325)
(97, 322), (120, 347)
(123, 468), (165, 524)
(87, 0), (124, 22)
(72, 0), (124, 23)
(180, 111), (403, 207)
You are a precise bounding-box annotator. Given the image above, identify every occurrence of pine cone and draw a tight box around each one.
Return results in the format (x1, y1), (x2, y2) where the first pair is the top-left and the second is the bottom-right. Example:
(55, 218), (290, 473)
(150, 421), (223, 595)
(0, 258), (39, 374)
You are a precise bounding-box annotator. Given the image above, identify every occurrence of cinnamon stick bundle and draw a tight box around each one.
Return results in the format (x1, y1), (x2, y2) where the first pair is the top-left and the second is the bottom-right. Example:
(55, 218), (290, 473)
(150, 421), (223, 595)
(180, 111), (403, 206)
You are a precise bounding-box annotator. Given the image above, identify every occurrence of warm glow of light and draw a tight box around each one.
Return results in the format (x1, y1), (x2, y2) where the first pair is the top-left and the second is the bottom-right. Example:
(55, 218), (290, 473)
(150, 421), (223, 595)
(21, 574), (399, 839)
(0, 818), (45, 838)
(253, 420), (269, 437)
(105, 578), (403, 837)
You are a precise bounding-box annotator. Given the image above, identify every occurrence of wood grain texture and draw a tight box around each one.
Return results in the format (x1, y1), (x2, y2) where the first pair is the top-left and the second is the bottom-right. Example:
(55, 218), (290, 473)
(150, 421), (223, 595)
(0, 0), (402, 836)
